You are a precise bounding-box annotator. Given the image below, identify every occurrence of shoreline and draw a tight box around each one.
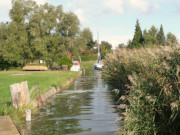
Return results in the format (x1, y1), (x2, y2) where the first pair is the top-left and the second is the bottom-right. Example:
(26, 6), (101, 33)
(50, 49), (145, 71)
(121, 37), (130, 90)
(0, 71), (82, 127)
(31, 71), (82, 107)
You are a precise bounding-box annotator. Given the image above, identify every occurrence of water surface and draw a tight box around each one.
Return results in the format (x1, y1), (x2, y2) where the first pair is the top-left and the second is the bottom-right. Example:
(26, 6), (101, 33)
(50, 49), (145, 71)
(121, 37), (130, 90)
(20, 71), (119, 135)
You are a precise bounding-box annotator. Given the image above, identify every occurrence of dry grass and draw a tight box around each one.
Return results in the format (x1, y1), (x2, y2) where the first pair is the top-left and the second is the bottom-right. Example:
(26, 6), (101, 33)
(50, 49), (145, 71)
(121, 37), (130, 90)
(103, 45), (180, 134)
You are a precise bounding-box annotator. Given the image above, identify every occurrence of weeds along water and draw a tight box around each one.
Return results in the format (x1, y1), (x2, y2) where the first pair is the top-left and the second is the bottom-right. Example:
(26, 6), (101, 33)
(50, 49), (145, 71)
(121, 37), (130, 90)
(102, 45), (180, 135)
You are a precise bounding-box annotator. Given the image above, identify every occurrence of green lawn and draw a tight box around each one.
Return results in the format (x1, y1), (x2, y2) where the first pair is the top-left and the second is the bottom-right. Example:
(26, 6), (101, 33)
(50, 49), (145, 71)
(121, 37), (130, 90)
(80, 61), (96, 69)
(0, 71), (79, 106)
(81, 56), (98, 61)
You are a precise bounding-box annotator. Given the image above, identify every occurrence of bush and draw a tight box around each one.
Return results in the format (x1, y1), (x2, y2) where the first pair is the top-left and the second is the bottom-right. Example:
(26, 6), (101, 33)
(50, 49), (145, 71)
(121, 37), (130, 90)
(0, 57), (22, 71)
(0, 58), (11, 70)
(103, 46), (180, 134)
(0, 103), (37, 124)
(81, 56), (98, 61)
(58, 57), (73, 69)
(100, 50), (106, 59)
(81, 49), (92, 56)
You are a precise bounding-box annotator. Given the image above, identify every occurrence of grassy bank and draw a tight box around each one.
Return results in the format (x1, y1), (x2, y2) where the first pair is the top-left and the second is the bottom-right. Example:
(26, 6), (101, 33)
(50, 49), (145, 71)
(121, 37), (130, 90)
(103, 46), (180, 134)
(81, 61), (96, 69)
(81, 56), (98, 61)
(0, 71), (79, 115)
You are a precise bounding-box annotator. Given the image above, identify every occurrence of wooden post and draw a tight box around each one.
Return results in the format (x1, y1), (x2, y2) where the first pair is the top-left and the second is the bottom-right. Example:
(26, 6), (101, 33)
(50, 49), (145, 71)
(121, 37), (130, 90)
(10, 81), (30, 108)
(20, 81), (30, 105)
(26, 109), (31, 122)
(10, 83), (21, 108)
(36, 82), (43, 106)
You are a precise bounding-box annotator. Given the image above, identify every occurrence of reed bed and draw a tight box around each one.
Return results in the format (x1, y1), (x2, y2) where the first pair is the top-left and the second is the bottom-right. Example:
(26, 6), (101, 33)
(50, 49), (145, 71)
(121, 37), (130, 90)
(103, 45), (180, 135)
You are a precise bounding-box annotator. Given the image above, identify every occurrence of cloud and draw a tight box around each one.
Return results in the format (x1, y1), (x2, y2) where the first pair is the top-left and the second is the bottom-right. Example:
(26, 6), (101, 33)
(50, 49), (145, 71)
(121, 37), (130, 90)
(35, 0), (48, 5)
(129, 0), (150, 13)
(67, 0), (107, 16)
(105, 0), (124, 14)
(126, 0), (161, 14)
(0, 1), (12, 22)
(174, 0), (180, 12)
(0, 0), (48, 22)
(0, 0), (47, 8)
(66, 0), (162, 17)
(74, 8), (89, 24)
(0, 1), (11, 8)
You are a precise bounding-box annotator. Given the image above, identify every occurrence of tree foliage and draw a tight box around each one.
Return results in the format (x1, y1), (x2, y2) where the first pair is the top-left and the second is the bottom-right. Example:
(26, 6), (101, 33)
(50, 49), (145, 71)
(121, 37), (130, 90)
(57, 56), (73, 68)
(143, 25), (158, 46)
(118, 43), (125, 49)
(127, 20), (178, 48)
(100, 41), (112, 59)
(157, 24), (166, 46)
(128, 20), (144, 48)
(101, 41), (112, 50)
(80, 28), (94, 49)
(166, 32), (178, 45)
(0, 0), (94, 69)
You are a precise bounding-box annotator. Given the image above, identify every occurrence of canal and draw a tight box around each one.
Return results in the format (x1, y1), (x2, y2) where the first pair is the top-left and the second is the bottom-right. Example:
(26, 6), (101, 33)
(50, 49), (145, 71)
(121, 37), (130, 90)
(20, 71), (119, 135)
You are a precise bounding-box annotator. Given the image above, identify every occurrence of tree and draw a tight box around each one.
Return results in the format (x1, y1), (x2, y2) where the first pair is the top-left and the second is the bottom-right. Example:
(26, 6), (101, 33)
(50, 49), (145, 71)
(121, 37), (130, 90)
(0, 0), (93, 70)
(100, 43), (106, 59)
(3, 0), (32, 66)
(166, 32), (178, 45)
(61, 12), (80, 37)
(143, 29), (149, 45)
(101, 41), (112, 50)
(148, 25), (158, 45)
(10, 0), (25, 23)
(157, 25), (166, 46)
(27, 3), (80, 68)
(127, 39), (132, 47)
(2, 22), (28, 65)
(143, 25), (158, 46)
(0, 23), (12, 70)
(80, 28), (94, 49)
(99, 41), (112, 59)
(118, 43), (125, 48)
(130, 20), (144, 48)
(43, 35), (65, 68)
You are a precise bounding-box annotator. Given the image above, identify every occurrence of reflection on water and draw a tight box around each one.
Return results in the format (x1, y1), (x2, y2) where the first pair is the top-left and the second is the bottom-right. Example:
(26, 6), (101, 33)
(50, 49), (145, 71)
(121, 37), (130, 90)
(20, 71), (119, 135)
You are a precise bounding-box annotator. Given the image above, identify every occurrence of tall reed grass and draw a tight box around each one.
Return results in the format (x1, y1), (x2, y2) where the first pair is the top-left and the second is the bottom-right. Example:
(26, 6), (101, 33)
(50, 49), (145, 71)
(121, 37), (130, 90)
(103, 45), (180, 134)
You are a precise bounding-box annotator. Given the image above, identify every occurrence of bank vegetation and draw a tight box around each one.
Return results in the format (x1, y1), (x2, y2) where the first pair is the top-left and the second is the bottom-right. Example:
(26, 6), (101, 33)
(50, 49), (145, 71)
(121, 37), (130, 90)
(103, 45), (180, 134)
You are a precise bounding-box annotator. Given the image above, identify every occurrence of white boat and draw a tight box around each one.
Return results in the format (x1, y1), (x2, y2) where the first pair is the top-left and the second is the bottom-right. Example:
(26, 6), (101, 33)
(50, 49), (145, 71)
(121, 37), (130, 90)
(70, 61), (81, 71)
(94, 61), (104, 70)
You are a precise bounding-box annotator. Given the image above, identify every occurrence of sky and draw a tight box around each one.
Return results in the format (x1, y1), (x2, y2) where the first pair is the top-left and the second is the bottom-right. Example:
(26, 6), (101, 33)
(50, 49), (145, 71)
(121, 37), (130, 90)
(0, 0), (180, 48)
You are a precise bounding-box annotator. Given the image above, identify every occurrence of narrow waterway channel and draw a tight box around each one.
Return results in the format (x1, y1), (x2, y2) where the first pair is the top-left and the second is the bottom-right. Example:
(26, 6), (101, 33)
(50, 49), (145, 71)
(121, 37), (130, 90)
(20, 71), (119, 135)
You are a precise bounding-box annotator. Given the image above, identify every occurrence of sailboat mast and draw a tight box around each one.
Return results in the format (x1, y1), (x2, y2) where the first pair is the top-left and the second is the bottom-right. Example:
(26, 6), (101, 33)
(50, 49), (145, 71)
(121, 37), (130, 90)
(97, 29), (101, 61)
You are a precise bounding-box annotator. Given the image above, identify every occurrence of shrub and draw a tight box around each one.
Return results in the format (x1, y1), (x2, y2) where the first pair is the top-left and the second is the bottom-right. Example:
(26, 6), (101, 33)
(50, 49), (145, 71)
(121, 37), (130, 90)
(0, 57), (22, 71)
(0, 103), (37, 124)
(81, 49), (91, 56)
(58, 57), (73, 69)
(0, 58), (11, 70)
(81, 56), (98, 61)
(103, 45), (180, 134)
(100, 50), (106, 59)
